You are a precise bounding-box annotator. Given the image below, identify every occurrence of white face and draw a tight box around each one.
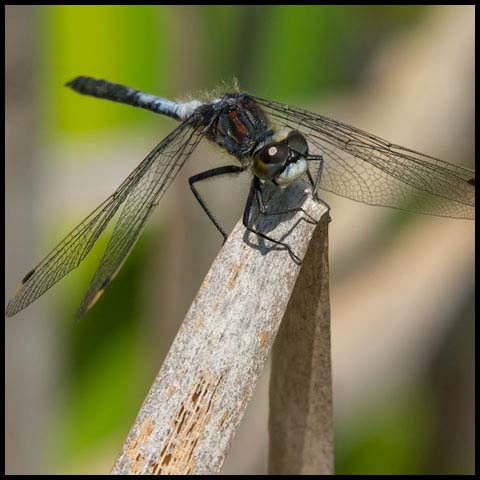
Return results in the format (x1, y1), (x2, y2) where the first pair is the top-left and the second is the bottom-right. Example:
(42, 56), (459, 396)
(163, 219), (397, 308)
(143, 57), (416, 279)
(275, 157), (308, 187)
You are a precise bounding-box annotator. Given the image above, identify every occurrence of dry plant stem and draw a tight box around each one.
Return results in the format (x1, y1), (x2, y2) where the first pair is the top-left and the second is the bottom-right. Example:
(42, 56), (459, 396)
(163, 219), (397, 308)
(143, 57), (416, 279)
(268, 214), (333, 474)
(111, 181), (328, 475)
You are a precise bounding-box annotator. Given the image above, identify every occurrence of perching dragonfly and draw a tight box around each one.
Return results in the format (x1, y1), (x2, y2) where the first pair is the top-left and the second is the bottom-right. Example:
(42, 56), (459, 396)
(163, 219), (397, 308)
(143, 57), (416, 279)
(6, 76), (475, 319)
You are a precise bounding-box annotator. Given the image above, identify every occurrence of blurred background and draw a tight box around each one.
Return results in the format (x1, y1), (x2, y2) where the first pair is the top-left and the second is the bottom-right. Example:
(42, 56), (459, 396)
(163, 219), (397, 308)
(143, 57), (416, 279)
(5, 5), (474, 475)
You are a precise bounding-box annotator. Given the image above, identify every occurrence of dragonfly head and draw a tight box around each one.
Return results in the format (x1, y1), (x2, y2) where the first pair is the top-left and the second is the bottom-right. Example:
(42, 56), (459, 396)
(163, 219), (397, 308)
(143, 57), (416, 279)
(252, 130), (308, 185)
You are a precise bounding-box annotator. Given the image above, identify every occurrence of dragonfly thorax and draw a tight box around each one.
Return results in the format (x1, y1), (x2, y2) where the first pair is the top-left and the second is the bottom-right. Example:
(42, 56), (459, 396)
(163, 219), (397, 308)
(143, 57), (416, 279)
(203, 93), (273, 161)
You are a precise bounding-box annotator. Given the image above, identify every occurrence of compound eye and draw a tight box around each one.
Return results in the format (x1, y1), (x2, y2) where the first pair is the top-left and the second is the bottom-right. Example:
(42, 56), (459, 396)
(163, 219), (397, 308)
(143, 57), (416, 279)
(287, 130), (309, 156)
(253, 142), (289, 180)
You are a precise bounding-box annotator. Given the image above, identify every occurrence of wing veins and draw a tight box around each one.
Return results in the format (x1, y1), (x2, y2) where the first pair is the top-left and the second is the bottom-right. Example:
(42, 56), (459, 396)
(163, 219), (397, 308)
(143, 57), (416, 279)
(75, 120), (205, 318)
(253, 96), (474, 218)
(6, 117), (202, 317)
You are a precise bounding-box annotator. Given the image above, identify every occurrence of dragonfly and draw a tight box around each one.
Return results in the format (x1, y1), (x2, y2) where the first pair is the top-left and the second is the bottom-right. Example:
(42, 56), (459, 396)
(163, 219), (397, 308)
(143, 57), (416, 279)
(6, 76), (475, 320)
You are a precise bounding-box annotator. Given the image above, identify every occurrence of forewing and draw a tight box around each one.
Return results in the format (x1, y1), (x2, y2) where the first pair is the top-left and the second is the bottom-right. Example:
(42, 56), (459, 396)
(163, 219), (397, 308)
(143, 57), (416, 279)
(75, 119), (205, 319)
(253, 97), (475, 219)
(6, 118), (203, 318)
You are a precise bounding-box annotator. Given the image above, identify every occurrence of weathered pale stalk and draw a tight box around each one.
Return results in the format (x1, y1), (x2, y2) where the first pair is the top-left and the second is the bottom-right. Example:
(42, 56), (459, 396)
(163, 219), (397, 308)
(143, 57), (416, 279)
(111, 181), (329, 475)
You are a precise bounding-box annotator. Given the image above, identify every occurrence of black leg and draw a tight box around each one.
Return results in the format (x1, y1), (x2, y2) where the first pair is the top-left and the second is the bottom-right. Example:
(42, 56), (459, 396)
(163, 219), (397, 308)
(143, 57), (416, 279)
(307, 154), (331, 213)
(306, 154), (323, 198)
(243, 178), (301, 264)
(189, 165), (246, 242)
(306, 166), (318, 201)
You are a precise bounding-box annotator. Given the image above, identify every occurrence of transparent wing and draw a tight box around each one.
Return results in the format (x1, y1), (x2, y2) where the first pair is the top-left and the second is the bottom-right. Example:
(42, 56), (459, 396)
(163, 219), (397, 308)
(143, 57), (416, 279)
(6, 117), (204, 318)
(76, 120), (205, 319)
(253, 96), (475, 219)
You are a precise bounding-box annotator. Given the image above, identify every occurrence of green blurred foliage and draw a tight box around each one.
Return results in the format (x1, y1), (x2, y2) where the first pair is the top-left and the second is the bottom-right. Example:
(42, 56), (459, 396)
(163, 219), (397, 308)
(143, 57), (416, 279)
(49, 229), (162, 470)
(197, 5), (428, 101)
(335, 389), (436, 474)
(39, 5), (174, 136)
